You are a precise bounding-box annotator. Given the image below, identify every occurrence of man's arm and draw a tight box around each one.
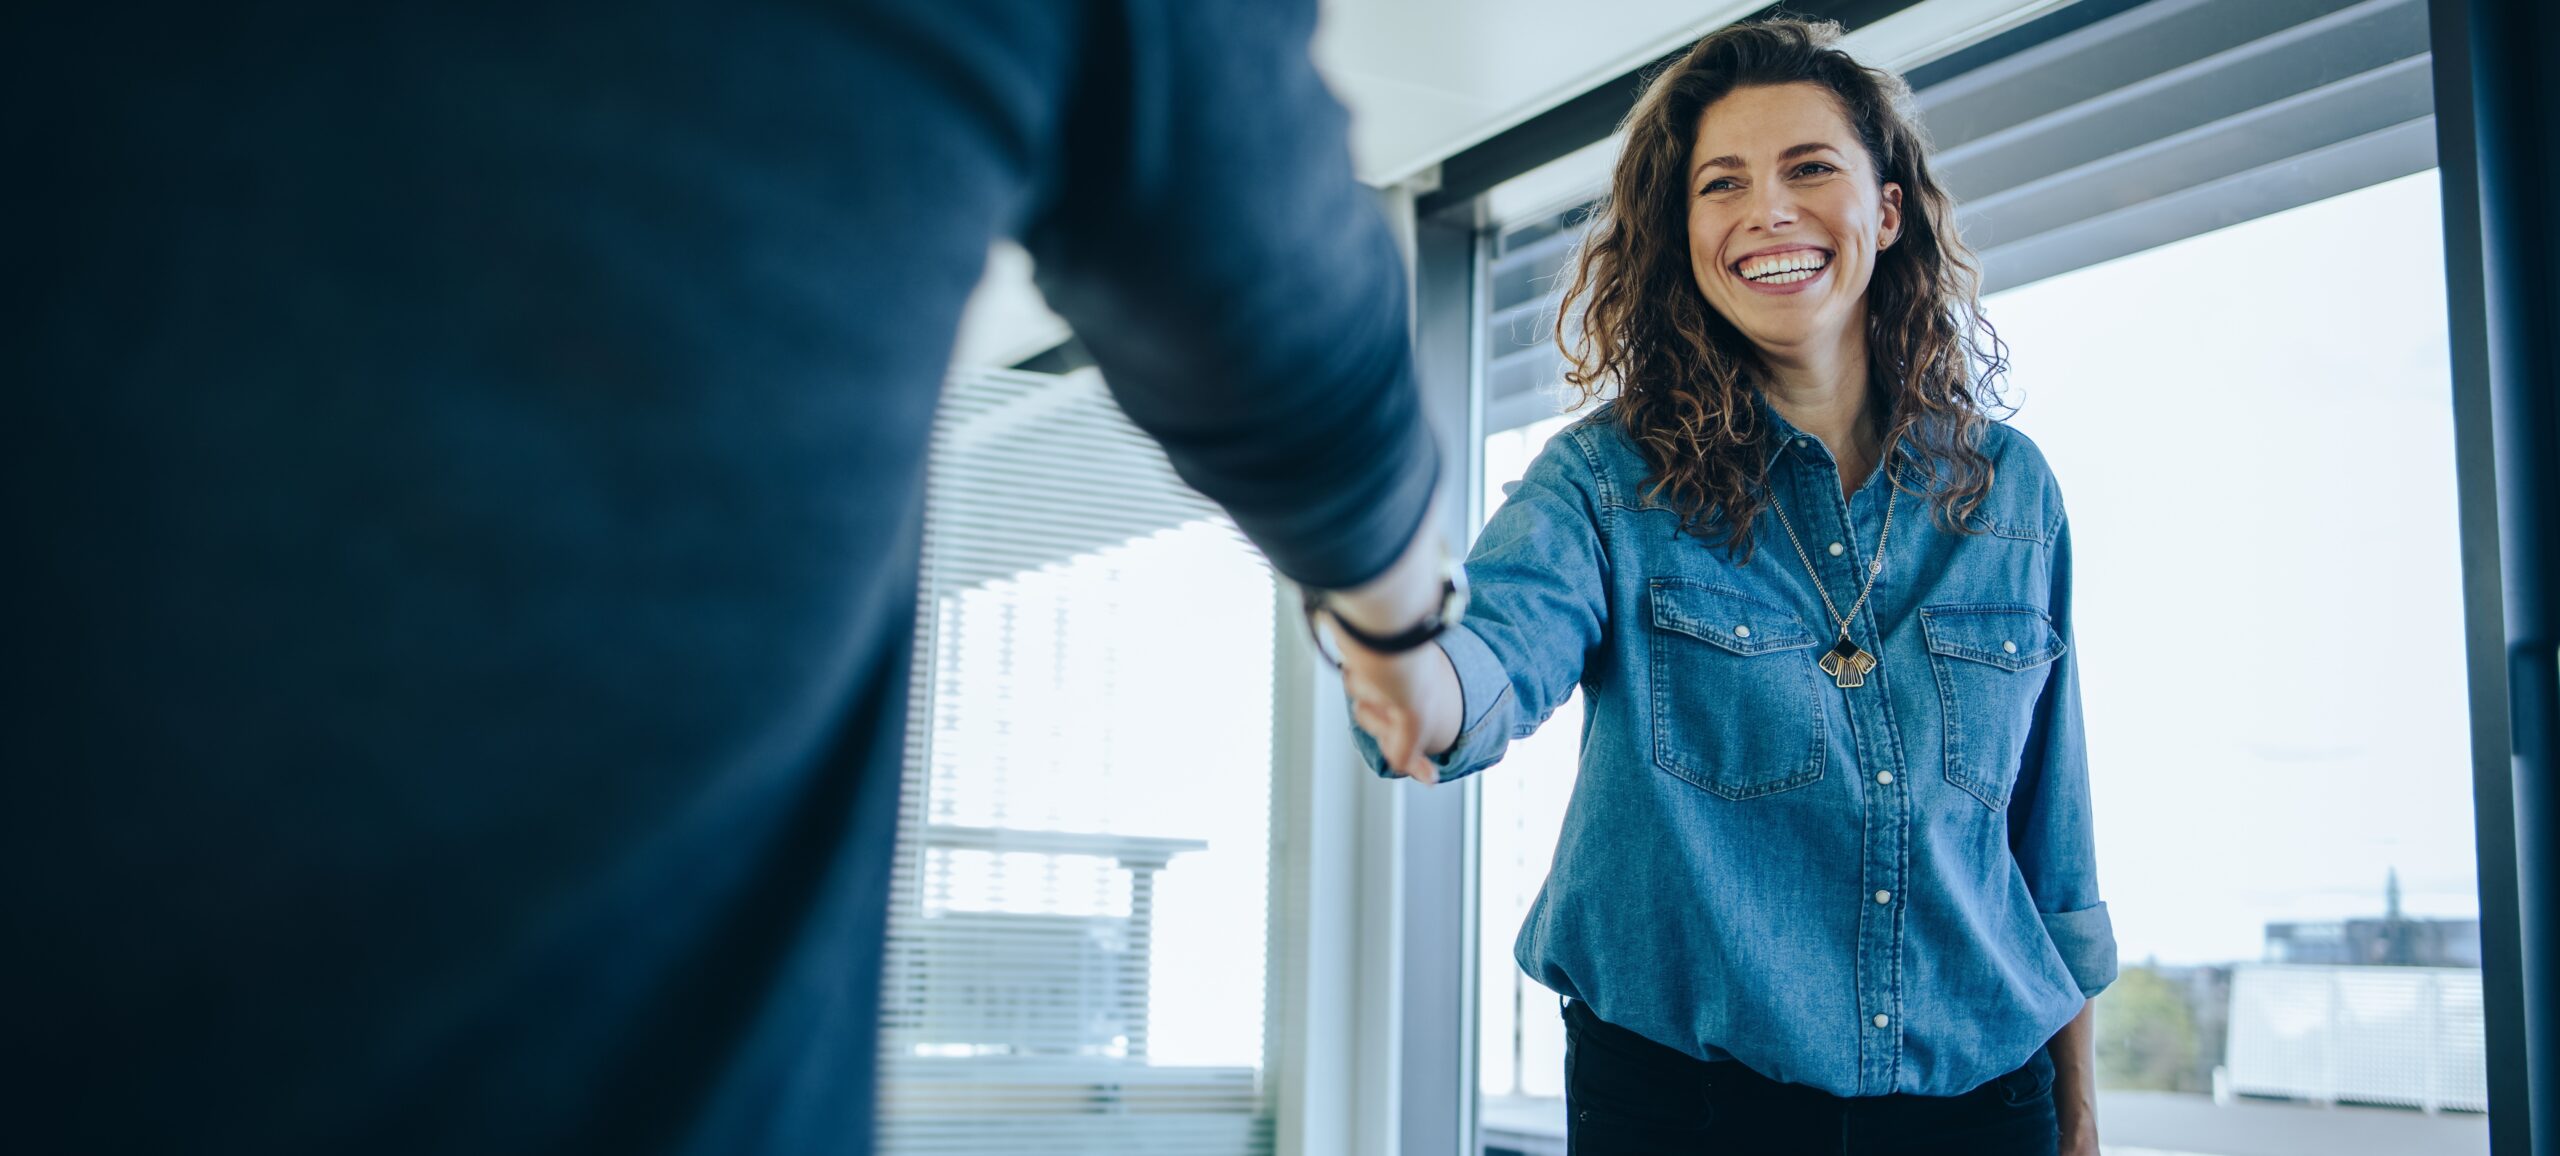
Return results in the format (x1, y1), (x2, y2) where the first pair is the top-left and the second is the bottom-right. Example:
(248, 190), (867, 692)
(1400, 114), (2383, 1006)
(1023, 0), (1438, 595)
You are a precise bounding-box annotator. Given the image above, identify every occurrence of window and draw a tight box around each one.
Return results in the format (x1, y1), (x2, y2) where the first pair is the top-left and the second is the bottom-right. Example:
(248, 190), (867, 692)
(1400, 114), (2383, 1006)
(879, 368), (1279, 1155)
(1990, 170), (2488, 1147)
(1475, 414), (1583, 1110)
(1463, 4), (2483, 1150)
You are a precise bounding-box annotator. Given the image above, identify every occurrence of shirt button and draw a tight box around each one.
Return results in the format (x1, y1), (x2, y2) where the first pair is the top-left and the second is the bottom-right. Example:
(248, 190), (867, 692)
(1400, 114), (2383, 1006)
(1734, 624), (1752, 638)
(1875, 890), (1892, 904)
(2002, 640), (2019, 654)
(1876, 771), (1893, 785)
(1873, 1014), (1891, 1029)
(1827, 542), (1845, 556)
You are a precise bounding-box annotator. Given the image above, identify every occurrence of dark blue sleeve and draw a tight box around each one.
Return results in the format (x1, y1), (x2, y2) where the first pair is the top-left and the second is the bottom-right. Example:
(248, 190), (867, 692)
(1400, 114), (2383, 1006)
(1024, 0), (1439, 591)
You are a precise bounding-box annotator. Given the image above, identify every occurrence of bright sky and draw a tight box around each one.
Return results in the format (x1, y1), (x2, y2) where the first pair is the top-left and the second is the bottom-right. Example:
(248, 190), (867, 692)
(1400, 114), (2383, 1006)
(1985, 170), (2477, 966)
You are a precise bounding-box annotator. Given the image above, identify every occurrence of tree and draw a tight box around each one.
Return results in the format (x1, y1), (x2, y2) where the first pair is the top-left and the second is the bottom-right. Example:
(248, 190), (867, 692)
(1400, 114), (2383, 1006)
(2095, 964), (2201, 1092)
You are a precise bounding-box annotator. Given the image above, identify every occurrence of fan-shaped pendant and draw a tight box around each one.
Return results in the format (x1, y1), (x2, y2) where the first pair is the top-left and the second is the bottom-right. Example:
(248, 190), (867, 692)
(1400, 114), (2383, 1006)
(1819, 636), (1878, 688)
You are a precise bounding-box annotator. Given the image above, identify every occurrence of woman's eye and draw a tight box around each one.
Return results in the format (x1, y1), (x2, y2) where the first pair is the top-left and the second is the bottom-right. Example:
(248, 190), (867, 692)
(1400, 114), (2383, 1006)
(1701, 178), (1739, 194)
(1793, 162), (1837, 178)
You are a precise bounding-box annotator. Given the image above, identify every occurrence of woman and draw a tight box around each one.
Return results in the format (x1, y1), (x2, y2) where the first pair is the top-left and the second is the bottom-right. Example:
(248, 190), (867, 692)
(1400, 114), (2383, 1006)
(1338, 19), (2115, 1156)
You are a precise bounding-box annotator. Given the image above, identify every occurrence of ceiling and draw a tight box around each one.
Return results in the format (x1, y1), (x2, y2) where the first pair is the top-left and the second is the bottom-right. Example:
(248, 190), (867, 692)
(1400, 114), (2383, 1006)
(1313, 0), (1766, 187)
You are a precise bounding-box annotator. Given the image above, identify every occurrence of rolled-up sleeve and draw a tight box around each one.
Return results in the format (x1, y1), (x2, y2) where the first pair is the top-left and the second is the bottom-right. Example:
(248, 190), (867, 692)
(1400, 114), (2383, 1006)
(1352, 428), (1609, 783)
(2008, 510), (2118, 999)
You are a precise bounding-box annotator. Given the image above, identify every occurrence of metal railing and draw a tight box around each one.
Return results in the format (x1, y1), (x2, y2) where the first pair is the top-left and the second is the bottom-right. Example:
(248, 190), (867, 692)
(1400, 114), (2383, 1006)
(2221, 963), (2487, 1114)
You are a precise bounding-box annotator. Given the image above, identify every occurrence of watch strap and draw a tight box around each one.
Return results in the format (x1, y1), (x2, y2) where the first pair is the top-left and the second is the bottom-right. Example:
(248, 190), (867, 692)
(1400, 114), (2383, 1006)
(1304, 570), (1463, 656)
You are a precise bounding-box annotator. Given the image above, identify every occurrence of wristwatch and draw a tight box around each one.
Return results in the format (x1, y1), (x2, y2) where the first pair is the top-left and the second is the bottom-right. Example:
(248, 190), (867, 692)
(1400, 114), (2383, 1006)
(1300, 554), (1469, 666)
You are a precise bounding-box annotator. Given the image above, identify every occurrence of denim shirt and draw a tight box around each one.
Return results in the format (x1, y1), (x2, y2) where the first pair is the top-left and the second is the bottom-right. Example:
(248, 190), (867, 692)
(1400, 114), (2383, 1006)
(1355, 402), (2116, 1099)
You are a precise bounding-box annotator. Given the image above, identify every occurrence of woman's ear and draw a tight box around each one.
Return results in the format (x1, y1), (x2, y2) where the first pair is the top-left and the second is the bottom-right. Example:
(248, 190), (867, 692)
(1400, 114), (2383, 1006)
(1879, 181), (1904, 249)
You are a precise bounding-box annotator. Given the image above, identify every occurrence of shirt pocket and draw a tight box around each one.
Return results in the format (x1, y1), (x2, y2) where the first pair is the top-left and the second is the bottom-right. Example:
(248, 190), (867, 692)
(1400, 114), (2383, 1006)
(1919, 603), (2066, 810)
(1645, 580), (1827, 801)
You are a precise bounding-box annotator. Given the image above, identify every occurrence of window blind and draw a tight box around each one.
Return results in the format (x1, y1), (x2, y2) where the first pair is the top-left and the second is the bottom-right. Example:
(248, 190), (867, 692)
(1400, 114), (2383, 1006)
(1479, 0), (2434, 437)
(879, 368), (1279, 1155)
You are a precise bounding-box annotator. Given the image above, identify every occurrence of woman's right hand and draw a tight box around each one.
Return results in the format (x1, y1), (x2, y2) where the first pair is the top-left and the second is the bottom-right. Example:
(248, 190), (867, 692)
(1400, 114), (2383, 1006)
(1322, 513), (1467, 783)
(1340, 637), (1463, 784)
(1331, 511), (1474, 787)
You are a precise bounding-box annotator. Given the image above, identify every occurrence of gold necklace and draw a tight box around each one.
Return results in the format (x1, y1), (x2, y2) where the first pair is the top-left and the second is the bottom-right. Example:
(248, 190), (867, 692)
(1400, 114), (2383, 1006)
(1764, 465), (1898, 688)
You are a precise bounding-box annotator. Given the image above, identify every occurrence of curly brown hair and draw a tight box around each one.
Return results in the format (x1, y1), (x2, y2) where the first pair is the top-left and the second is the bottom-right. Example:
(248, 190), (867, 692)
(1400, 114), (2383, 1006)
(1556, 17), (2005, 554)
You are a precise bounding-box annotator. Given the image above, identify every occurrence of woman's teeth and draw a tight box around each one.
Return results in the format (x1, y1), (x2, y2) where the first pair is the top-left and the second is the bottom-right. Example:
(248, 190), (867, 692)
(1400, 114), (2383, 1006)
(1739, 252), (1829, 283)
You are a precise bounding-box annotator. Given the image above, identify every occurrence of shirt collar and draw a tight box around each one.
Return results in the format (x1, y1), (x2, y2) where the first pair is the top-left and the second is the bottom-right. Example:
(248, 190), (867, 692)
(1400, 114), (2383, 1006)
(1756, 392), (1810, 474)
(1752, 390), (1926, 480)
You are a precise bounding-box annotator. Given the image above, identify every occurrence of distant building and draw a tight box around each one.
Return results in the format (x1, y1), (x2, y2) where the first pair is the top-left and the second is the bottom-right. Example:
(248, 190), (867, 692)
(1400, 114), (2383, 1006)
(2216, 869), (2489, 1114)
(2262, 869), (2481, 967)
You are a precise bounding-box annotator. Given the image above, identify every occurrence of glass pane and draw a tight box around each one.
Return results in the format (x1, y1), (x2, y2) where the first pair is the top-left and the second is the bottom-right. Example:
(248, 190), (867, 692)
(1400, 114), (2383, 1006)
(1476, 415), (1581, 1143)
(1988, 169), (2486, 1151)
(883, 370), (1277, 1155)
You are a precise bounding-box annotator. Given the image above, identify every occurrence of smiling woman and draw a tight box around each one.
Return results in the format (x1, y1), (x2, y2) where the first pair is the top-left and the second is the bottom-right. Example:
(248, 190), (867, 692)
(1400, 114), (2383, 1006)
(1557, 21), (2005, 554)
(1339, 16), (2114, 1156)
(1690, 94), (1902, 358)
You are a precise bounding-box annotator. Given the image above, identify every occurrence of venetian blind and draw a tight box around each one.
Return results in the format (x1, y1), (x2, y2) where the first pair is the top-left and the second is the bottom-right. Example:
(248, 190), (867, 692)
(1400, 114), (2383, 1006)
(1479, 0), (2435, 436)
(878, 367), (1279, 1155)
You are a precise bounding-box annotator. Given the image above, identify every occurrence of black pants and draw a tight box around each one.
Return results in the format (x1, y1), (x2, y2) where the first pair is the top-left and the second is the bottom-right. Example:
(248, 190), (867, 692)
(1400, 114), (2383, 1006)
(1563, 999), (2059, 1156)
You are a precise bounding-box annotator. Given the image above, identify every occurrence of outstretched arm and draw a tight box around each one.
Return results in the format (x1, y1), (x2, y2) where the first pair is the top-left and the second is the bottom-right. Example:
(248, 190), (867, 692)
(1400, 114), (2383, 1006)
(1026, 0), (1438, 595)
(1348, 430), (1610, 786)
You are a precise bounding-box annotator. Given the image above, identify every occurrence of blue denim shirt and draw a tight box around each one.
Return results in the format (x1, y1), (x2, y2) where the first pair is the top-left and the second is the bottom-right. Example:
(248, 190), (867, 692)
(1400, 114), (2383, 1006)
(1356, 402), (2116, 1098)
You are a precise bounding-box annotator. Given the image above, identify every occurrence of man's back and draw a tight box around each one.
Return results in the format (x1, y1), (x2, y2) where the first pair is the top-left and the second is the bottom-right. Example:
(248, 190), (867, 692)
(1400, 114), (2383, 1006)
(2, 3), (1433, 1152)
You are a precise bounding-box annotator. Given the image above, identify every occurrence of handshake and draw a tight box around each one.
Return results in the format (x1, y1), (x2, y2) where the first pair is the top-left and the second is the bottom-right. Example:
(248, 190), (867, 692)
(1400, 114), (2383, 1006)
(1305, 519), (1470, 786)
